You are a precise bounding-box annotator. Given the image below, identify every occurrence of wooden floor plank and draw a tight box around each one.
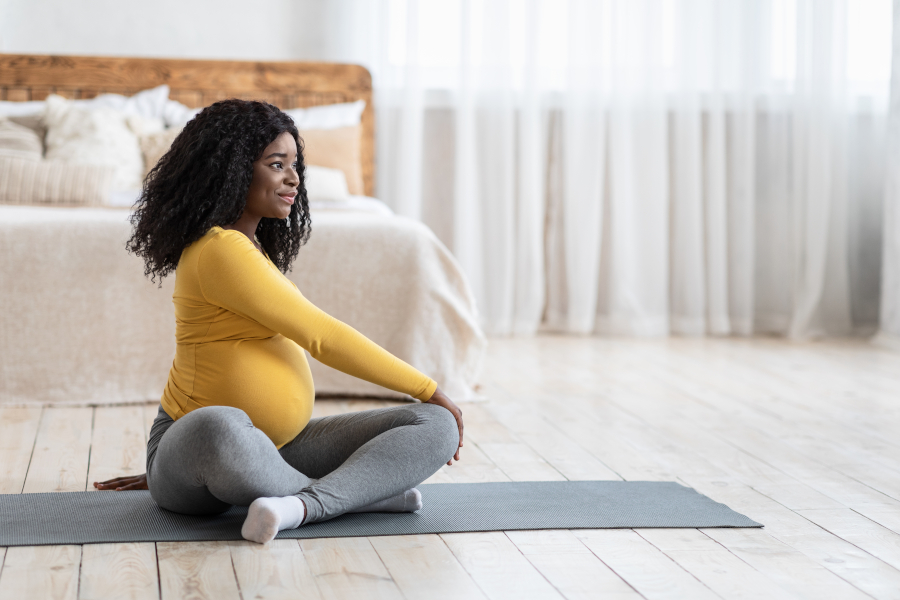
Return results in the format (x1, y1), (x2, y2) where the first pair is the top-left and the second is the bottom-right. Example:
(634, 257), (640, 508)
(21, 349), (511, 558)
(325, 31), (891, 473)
(22, 407), (94, 494)
(478, 402), (623, 481)
(370, 534), (488, 600)
(551, 395), (900, 598)
(440, 531), (565, 600)
(504, 530), (640, 599)
(595, 388), (888, 511)
(87, 406), (147, 489)
(638, 528), (819, 600)
(0, 406), (42, 494)
(465, 402), (619, 481)
(76, 406), (156, 600)
(470, 436), (567, 482)
(629, 348), (900, 509)
(462, 403), (569, 482)
(855, 505), (900, 537)
(533, 345), (897, 517)
(687, 479), (900, 600)
(228, 539), (322, 600)
(4, 406), (93, 600)
(78, 543), (159, 600)
(526, 399), (675, 482)
(798, 508), (900, 572)
(646, 339), (900, 464)
(156, 541), (241, 600)
(575, 529), (721, 600)
(722, 342), (900, 440)
(143, 403), (160, 443)
(5, 336), (900, 599)
(700, 528), (871, 600)
(426, 435), (510, 484)
(485, 337), (900, 599)
(298, 537), (404, 600)
(0, 545), (81, 600)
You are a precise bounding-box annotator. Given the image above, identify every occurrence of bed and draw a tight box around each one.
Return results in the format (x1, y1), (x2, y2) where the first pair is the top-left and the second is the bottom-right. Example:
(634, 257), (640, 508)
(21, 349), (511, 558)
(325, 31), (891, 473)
(0, 54), (486, 405)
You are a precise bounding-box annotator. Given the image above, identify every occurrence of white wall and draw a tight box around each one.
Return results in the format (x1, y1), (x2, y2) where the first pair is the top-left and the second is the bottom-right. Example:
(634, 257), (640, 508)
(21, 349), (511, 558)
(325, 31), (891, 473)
(0, 0), (329, 61)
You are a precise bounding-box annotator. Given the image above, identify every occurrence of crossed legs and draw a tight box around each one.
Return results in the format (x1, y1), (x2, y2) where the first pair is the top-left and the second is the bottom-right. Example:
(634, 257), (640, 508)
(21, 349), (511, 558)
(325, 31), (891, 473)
(146, 402), (459, 539)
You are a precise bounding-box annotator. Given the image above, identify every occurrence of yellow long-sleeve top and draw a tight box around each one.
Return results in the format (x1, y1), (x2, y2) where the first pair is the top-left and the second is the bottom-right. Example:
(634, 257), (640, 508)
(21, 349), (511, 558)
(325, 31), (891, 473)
(160, 226), (438, 448)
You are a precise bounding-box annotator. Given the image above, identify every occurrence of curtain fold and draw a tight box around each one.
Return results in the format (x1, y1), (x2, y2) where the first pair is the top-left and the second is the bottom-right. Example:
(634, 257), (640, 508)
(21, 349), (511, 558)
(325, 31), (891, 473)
(325, 0), (891, 338)
(880, 0), (900, 341)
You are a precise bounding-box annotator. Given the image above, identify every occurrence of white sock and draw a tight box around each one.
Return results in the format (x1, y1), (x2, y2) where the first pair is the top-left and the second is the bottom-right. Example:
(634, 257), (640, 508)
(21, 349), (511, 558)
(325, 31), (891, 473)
(241, 496), (305, 544)
(349, 488), (422, 514)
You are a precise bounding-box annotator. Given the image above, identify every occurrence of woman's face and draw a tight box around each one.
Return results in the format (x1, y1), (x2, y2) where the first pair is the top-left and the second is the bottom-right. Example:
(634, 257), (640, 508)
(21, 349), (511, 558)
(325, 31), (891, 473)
(244, 131), (300, 221)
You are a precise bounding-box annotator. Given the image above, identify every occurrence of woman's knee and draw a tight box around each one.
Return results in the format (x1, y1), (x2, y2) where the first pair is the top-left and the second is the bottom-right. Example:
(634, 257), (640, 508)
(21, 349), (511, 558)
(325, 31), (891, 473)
(417, 402), (460, 462)
(177, 406), (253, 443)
(152, 406), (307, 510)
(184, 405), (252, 427)
(159, 406), (255, 471)
(149, 407), (254, 514)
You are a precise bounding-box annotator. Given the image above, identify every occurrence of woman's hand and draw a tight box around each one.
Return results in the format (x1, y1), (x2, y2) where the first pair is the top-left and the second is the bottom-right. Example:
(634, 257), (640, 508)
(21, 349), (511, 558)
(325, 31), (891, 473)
(93, 474), (148, 491)
(424, 386), (463, 465)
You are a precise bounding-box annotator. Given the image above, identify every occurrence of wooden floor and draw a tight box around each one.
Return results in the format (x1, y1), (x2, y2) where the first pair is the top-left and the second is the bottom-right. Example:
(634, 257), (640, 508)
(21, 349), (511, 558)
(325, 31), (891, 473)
(1, 335), (900, 599)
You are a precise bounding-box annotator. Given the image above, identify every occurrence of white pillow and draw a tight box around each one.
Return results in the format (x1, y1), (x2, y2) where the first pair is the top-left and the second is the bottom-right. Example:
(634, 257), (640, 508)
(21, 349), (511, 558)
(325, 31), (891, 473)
(0, 119), (43, 160)
(304, 165), (350, 202)
(43, 95), (144, 192)
(286, 100), (365, 130)
(163, 100), (202, 128)
(309, 196), (394, 216)
(0, 100), (46, 118)
(161, 99), (366, 130)
(84, 85), (170, 120)
(0, 85), (171, 121)
(126, 114), (166, 137)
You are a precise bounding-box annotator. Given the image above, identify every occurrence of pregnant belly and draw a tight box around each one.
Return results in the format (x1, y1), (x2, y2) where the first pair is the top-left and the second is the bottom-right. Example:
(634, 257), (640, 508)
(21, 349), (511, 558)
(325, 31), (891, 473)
(191, 335), (315, 448)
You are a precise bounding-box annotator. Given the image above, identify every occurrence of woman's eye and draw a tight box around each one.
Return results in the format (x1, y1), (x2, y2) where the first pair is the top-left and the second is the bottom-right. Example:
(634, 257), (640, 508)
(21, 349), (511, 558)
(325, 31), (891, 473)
(271, 162), (282, 169)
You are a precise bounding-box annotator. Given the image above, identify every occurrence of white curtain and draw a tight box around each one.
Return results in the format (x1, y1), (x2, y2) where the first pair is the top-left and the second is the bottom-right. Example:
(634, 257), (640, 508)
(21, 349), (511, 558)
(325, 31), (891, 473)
(325, 0), (891, 338)
(880, 0), (900, 342)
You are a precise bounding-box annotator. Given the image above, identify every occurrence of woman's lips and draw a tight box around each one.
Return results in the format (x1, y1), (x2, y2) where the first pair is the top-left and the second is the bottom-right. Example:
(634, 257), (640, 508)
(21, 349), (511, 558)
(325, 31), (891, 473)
(278, 192), (296, 205)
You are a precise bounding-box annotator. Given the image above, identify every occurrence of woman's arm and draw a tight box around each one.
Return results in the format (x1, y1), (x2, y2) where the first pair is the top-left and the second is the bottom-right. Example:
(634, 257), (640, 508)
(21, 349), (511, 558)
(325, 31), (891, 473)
(198, 231), (437, 400)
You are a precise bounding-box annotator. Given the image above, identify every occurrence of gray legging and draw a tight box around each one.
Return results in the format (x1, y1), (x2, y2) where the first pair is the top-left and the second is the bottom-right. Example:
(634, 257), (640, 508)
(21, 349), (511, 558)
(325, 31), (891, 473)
(146, 402), (458, 524)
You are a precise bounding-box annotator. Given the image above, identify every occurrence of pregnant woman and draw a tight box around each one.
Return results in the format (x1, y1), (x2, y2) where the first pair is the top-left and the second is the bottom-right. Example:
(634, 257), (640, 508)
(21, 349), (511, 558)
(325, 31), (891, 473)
(93, 99), (463, 544)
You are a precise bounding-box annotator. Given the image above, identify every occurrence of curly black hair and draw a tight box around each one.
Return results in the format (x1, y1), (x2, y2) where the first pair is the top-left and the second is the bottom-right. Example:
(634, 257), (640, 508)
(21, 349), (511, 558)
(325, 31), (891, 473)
(127, 99), (310, 282)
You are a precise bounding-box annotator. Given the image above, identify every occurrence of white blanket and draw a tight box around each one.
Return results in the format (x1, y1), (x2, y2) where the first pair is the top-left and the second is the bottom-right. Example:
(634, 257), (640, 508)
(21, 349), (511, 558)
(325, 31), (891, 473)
(0, 204), (485, 405)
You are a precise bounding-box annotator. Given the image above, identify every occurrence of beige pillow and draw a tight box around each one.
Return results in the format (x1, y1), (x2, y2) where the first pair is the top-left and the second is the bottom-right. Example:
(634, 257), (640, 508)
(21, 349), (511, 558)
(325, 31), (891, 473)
(300, 125), (364, 195)
(305, 165), (351, 202)
(96, 117), (363, 193)
(138, 126), (183, 178)
(0, 156), (114, 206)
(43, 94), (144, 191)
(8, 114), (45, 141)
(0, 119), (43, 160)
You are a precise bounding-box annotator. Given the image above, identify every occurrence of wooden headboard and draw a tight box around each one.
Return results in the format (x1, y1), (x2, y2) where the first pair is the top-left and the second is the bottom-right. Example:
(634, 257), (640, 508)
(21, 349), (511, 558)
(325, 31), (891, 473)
(0, 53), (376, 196)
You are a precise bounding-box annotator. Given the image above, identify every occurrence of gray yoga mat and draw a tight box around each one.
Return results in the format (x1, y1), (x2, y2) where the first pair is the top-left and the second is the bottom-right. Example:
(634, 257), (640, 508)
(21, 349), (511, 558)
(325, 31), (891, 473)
(0, 481), (761, 546)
